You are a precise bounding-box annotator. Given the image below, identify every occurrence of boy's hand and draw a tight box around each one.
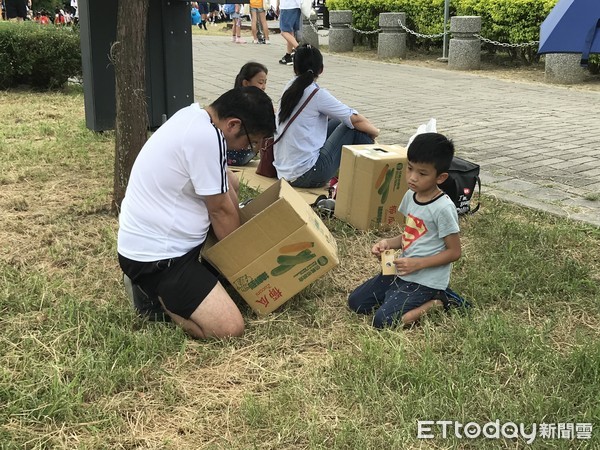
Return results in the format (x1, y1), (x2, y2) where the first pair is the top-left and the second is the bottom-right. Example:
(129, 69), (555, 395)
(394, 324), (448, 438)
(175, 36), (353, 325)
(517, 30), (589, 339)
(372, 239), (390, 258)
(394, 257), (421, 276)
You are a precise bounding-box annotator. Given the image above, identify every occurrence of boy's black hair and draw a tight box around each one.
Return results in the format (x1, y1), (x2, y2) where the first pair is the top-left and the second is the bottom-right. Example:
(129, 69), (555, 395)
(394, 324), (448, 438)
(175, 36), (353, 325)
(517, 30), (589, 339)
(278, 44), (323, 123)
(234, 62), (268, 88)
(210, 86), (276, 137)
(407, 132), (454, 175)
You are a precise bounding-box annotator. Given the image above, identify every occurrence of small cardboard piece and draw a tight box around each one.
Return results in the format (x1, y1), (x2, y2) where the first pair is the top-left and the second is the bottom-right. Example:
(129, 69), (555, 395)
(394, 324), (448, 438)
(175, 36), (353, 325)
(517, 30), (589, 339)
(335, 144), (409, 230)
(381, 249), (399, 275)
(202, 179), (339, 315)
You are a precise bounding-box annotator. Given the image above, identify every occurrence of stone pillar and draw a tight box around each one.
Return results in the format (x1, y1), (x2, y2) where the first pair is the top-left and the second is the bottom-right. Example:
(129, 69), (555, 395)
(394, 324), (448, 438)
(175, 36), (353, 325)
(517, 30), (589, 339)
(377, 12), (406, 59)
(545, 53), (586, 84)
(448, 16), (481, 70)
(302, 13), (319, 49)
(328, 10), (353, 53)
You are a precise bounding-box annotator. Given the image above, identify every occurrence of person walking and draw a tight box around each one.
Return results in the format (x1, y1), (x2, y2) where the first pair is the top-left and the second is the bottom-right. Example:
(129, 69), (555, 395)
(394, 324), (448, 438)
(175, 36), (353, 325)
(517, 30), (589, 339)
(5, 0), (27, 20)
(250, 0), (270, 44)
(276, 0), (301, 64)
(231, 3), (246, 44)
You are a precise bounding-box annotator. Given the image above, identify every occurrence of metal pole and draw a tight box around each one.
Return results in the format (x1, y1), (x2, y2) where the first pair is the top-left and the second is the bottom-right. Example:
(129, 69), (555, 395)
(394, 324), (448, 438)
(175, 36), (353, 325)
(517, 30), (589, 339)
(441, 0), (450, 60)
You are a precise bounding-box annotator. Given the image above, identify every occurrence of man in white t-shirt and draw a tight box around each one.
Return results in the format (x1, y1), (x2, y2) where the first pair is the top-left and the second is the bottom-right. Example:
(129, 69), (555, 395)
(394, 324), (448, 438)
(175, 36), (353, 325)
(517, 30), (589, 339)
(118, 87), (275, 339)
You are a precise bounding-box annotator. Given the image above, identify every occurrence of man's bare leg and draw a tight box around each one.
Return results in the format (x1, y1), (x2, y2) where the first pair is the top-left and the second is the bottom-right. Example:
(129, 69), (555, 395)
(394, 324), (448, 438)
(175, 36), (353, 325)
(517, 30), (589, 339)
(160, 282), (244, 339)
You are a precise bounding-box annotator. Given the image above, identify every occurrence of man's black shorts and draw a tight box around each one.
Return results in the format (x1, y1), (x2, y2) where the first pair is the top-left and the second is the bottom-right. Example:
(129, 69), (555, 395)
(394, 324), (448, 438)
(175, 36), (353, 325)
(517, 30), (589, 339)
(118, 244), (218, 320)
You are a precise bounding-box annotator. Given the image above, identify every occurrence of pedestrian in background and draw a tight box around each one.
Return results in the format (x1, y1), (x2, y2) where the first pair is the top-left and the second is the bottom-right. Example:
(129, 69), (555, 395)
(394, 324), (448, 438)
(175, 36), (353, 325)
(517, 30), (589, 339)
(250, 0), (270, 44)
(276, 0), (300, 64)
(231, 3), (246, 44)
(5, 0), (27, 21)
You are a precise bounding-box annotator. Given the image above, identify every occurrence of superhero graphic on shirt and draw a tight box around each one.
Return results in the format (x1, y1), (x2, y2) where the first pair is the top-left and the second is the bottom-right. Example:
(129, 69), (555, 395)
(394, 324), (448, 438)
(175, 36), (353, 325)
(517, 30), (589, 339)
(402, 214), (427, 251)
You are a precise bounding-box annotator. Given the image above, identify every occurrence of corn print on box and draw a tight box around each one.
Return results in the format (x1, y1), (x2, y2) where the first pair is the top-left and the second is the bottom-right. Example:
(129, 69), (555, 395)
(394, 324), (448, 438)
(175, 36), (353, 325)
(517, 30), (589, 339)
(335, 144), (408, 230)
(202, 179), (339, 315)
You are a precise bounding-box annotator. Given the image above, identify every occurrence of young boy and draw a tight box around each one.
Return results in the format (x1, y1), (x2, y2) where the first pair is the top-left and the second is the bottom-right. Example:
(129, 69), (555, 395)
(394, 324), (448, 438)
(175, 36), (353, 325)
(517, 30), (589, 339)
(348, 132), (461, 328)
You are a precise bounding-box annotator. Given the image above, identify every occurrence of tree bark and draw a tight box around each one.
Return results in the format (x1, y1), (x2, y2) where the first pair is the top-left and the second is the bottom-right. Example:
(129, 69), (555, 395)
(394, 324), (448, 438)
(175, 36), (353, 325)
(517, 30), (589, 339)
(112, 0), (149, 214)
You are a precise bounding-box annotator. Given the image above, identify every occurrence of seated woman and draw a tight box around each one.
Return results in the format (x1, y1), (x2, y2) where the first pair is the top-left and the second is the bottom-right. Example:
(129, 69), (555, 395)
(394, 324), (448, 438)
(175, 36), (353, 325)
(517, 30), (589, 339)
(273, 44), (380, 188)
(227, 62), (269, 167)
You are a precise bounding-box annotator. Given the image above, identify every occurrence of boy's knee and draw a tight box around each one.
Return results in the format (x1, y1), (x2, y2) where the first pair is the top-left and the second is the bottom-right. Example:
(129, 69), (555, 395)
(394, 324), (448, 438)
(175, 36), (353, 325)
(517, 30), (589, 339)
(347, 293), (372, 314)
(347, 293), (360, 312)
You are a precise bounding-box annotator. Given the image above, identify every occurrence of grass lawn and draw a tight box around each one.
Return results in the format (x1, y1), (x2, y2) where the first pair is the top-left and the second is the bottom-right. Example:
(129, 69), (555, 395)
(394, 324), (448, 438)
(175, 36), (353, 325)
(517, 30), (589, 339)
(1, 86), (599, 449)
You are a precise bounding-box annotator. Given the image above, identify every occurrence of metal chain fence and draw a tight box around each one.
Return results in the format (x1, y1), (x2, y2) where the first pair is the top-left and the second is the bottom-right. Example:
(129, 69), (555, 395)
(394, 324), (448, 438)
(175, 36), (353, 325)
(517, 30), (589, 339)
(306, 17), (329, 37)
(305, 16), (540, 48)
(396, 21), (445, 39)
(474, 34), (539, 48)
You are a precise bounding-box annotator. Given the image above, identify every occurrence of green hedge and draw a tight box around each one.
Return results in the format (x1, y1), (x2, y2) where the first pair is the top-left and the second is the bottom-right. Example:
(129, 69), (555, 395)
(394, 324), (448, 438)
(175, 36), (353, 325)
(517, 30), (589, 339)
(0, 22), (82, 90)
(327, 0), (559, 60)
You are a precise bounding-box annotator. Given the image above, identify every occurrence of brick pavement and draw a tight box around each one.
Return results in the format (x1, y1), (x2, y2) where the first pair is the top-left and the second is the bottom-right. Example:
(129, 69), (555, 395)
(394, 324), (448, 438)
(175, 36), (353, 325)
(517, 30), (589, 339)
(192, 35), (600, 226)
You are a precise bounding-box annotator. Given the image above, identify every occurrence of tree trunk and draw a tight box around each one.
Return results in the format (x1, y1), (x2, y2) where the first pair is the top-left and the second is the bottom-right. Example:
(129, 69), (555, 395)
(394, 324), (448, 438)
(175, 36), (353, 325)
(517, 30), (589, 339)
(112, 0), (149, 214)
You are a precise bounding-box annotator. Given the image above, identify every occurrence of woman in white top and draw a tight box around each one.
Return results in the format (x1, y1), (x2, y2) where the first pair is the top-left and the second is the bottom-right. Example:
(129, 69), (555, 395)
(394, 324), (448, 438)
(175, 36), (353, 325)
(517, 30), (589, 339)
(273, 44), (380, 188)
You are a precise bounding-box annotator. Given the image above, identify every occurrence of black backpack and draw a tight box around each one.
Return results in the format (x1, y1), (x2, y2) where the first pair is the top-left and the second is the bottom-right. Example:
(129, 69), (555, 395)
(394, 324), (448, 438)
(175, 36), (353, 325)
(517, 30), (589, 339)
(439, 157), (481, 215)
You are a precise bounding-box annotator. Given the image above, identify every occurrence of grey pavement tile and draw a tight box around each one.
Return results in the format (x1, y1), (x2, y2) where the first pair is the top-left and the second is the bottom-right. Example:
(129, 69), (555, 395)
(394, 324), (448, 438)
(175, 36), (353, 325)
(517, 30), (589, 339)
(582, 182), (600, 192)
(575, 167), (600, 177)
(553, 157), (599, 168)
(481, 156), (515, 165)
(536, 158), (565, 166)
(525, 188), (573, 202)
(492, 179), (540, 192)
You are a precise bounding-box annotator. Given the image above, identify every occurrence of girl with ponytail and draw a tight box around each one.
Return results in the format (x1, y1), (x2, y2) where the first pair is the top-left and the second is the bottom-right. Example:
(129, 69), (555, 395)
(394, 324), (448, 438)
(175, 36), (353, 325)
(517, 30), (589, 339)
(273, 44), (380, 188)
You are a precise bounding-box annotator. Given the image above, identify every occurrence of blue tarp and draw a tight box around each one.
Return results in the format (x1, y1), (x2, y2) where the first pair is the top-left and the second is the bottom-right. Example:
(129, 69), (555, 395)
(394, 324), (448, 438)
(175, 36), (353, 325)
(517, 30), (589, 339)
(538, 0), (600, 59)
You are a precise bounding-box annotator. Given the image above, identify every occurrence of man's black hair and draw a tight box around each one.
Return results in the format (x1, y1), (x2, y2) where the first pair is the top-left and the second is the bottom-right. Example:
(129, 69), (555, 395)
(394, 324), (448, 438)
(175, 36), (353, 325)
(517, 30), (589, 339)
(407, 132), (455, 174)
(210, 87), (276, 137)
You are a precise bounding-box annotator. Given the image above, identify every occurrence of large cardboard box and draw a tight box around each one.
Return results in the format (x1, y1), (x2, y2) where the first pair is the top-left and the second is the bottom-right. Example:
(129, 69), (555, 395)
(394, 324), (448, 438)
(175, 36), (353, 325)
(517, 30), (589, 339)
(335, 144), (408, 230)
(202, 179), (339, 315)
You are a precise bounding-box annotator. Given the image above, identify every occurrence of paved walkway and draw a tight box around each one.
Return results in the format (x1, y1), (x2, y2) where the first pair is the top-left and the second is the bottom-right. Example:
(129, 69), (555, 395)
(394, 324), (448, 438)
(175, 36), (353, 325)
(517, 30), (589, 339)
(192, 35), (600, 227)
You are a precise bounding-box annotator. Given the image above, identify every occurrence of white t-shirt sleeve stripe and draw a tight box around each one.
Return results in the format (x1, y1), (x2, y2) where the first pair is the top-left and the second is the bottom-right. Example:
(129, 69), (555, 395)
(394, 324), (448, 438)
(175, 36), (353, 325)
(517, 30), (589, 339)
(188, 120), (228, 196)
(215, 125), (228, 193)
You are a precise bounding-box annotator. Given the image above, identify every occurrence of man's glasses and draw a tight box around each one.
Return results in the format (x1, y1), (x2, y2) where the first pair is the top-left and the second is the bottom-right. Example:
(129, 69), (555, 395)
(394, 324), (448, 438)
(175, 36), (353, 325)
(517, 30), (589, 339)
(239, 120), (258, 154)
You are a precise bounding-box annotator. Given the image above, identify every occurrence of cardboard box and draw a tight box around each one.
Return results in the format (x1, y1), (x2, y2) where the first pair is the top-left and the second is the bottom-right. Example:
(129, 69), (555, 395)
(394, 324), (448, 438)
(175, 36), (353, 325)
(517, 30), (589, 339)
(202, 179), (339, 315)
(335, 144), (408, 230)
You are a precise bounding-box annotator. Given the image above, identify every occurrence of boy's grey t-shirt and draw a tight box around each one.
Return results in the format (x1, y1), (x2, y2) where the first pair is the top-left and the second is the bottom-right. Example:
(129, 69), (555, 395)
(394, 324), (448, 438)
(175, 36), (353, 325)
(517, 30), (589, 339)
(398, 191), (460, 290)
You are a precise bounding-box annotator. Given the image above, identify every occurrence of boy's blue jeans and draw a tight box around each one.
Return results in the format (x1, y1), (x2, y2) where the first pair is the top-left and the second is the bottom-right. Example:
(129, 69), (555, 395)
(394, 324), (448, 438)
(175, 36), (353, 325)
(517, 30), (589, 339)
(348, 273), (447, 328)
(290, 119), (374, 188)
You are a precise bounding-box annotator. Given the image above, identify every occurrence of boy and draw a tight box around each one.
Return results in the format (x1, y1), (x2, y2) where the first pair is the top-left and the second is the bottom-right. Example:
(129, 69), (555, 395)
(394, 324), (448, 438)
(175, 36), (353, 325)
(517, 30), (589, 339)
(348, 132), (461, 328)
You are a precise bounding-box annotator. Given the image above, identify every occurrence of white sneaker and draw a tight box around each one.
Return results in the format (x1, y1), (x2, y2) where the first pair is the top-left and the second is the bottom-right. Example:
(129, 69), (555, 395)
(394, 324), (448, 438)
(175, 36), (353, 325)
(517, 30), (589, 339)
(235, 37), (246, 44)
(253, 39), (259, 44)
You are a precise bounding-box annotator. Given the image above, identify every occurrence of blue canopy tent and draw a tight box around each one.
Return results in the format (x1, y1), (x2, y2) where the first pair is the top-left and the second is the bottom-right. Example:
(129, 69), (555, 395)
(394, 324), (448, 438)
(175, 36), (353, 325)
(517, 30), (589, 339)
(538, 0), (600, 66)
